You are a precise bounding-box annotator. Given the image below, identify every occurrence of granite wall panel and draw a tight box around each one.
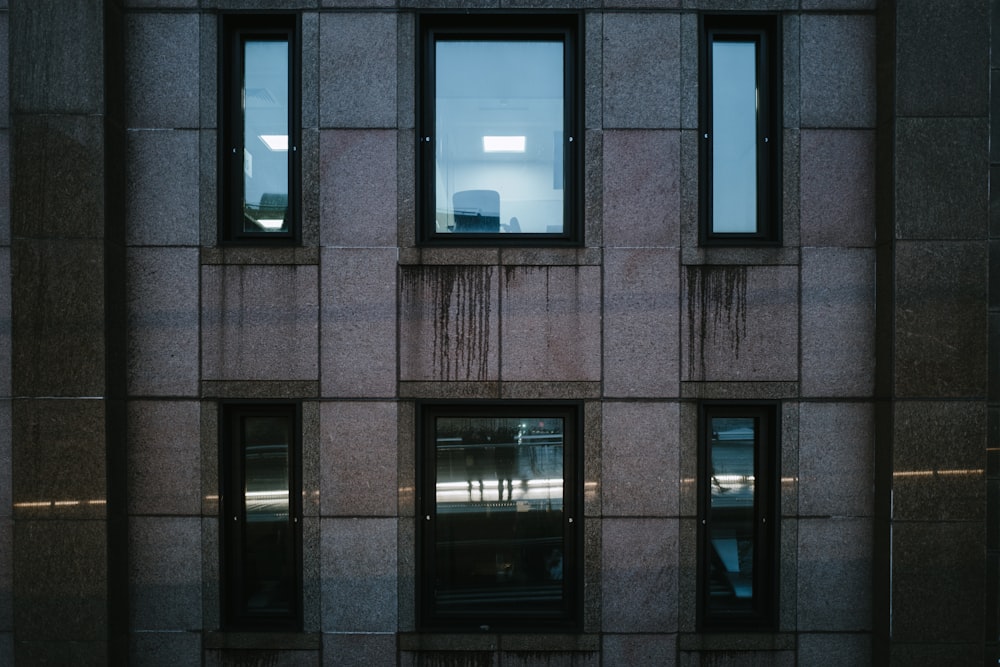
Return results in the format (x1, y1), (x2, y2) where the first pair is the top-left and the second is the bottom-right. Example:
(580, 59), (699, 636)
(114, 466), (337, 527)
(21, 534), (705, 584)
(801, 248), (875, 397)
(129, 516), (202, 631)
(399, 265), (499, 383)
(319, 13), (396, 129)
(125, 12), (199, 129)
(201, 264), (319, 381)
(798, 402), (874, 518)
(681, 265), (799, 382)
(800, 130), (876, 248)
(602, 13), (680, 129)
(602, 518), (677, 633)
(602, 402), (679, 517)
(126, 129), (200, 246)
(800, 14), (876, 128)
(603, 248), (680, 398)
(320, 130), (397, 247)
(603, 130), (680, 247)
(321, 518), (397, 632)
(127, 248), (199, 397)
(894, 241), (988, 398)
(797, 518), (872, 631)
(320, 401), (398, 517)
(501, 265), (602, 382)
(127, 400), (201, 516)
(321, 247), (397, 397)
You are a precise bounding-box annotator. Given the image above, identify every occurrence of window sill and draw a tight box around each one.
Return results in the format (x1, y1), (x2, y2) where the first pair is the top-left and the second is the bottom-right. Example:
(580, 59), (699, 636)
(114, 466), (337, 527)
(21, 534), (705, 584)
(399, 633), (599, 653)
(679, 632), (795, 652)
(682, 245), (799, 267)
(204, 631), (320, 651)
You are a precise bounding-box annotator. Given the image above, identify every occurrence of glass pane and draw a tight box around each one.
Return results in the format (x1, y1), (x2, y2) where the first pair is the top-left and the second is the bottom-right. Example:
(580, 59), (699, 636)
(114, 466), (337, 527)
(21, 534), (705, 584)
(243, 39), (289, 233)
(435, 40), (564, 234)
(707, 416), (756, 614)
(711, 40), (758, 234)
(433, 416), (565, 614)
(242, 415), (293, 614)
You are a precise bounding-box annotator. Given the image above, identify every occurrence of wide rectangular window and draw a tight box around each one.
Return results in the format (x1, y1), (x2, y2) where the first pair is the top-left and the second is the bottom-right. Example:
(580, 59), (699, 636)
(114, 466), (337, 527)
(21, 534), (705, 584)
(700, 15), (780, 245)
(419, 403), (581, 630)
(698, 402), (778, 629)
(418, 14), (581, 245)
(221, 402), (302, 630)
(220, 15), (300, 244)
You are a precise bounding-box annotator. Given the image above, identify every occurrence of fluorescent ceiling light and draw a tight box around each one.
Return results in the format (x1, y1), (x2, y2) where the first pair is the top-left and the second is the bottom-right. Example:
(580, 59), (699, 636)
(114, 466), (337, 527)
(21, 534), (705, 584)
(483, 135), (526, 153)
(255, 219), (285, 230)
(259, 134), (288, 151)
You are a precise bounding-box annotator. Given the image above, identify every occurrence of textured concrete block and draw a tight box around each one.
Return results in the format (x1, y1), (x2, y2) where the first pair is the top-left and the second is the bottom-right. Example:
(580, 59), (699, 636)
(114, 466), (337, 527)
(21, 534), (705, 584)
(319, 130), (397, 246)
(321, 248), (396, 397)
(126, 130), (200, 246)
(800, 130), (875, 247)
(893, 401), (986, 522)
(10, 0), (103, 114)
(603, 402), (678, 517)
(322, 633), (397, 667)
(602, 518), (677, 632)
(127, 248), (199, 396)
(129, 631), (201, 666)
(892, 521), (984, 642)
(801, 248), (875, 397)
(799, 403), (873, 518)
(0, 132), (9, 244)
(681, 265), (799, 382)
(399, 265), (499, 382)
(321, 518), (397, 632)
(13, 399), (105, 518)
(320, 401), (397, 517)
(0, 519), (10, 631)
(800, 15), (875, 128)
(897, 0), (988, 116)
(895, 118), (988, 240)
(125, 13), (200, 128)
(127, 401), (201, 515)
(201, 264), (319, 381)
(603, 13), (680, 129)
(0, 250), (8, 397)
(797, 634), (872, 667)
(129, 516), (202, 631)
(501, 266), (601, 382)
(798, 519), (872, 631)
(126, 13), (199, 128)
(602, 634), (676, 666)
(14, 520), (107, 641)
(319, 13), (396, 128)
(603, 131), (680, 247)
(604, 249), (679, 397)
(895, 241), (987, 397)
(11, 115), (105, 239)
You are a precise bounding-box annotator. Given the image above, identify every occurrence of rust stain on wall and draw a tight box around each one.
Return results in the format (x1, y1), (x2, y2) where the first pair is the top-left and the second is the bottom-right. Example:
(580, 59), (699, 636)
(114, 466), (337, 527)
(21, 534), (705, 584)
(402, 266), (493, 381)
(685, 265), (748, 380)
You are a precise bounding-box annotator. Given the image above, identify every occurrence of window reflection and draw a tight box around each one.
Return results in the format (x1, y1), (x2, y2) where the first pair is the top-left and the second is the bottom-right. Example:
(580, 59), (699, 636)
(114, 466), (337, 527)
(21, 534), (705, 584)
(433, 416), (565, 613)
(241, 415), (293, 616)
(242, 39), (290, 233)
(711, 40), (758, 234)
(435, 40), (565, 234)
(707, 417), (756, 614)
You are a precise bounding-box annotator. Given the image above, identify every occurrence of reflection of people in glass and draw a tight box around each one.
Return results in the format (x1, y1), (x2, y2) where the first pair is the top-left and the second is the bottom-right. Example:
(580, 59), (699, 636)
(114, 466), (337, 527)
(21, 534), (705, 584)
(494, 440), (517, 501)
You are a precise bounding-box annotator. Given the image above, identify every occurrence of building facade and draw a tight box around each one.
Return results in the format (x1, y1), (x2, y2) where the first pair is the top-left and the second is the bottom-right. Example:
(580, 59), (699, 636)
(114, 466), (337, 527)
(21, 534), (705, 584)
(0, 0), (993, 664)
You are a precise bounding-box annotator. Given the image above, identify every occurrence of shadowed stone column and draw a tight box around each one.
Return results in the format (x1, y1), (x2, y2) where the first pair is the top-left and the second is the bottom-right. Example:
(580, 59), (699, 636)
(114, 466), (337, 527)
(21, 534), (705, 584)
(9, 0), (127, 663)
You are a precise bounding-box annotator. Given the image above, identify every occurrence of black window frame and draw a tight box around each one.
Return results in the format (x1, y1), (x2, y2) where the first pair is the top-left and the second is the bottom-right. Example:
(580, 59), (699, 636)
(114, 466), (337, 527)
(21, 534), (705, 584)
(417, 401), (583, 632)
(697, 401), (779, 631)
(219, 13), (301, 246)
(220, 401), (303, 631)
(699, 14), (781, 246)
(417, 12), (583, 247)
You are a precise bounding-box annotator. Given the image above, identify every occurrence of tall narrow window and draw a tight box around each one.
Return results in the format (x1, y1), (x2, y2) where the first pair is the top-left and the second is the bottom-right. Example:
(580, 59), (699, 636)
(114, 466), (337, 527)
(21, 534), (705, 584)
(419, 403), (581, 630)
(221, 403), (302, 629)
(700, 16), (780, 245)
(221, 15), (299, 244)
(419, 14), (581, 245)
(698, 402), (778, 629)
